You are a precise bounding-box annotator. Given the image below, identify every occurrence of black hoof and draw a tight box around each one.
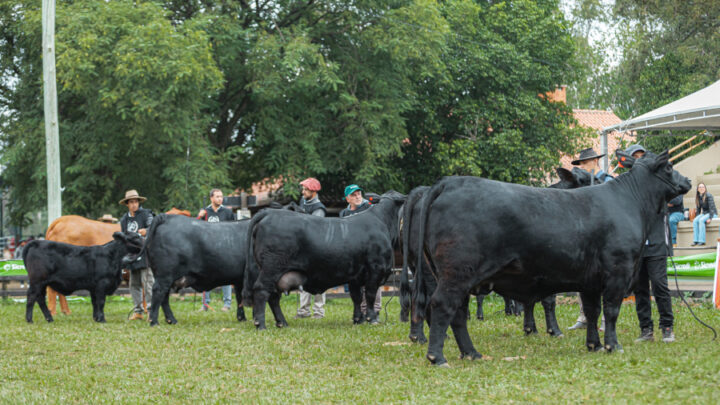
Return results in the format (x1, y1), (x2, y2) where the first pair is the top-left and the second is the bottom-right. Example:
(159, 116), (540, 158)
(276, 321), (287, 328)
(524, 328), (538, 335)
(149, 321), (159, 327)
(166, 318), (177, 325)
(26, 319), (33, 324)
(586, 343), (602, 352)
(46, 318), (54, 323)
(476, 315), (484, 321)
(427, 354), (449, 367)
(353, 318), (363, 324)
(460, 351), (482, 361)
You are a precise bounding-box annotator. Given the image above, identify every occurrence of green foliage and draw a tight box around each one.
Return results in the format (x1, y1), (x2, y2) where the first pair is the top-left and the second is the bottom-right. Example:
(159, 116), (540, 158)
(1, 0), (585, 225)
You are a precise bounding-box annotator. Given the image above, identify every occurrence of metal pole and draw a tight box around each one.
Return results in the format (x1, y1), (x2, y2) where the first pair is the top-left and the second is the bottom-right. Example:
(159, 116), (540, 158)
(600, 130), (609, 172)
(42, 0), (62, 225)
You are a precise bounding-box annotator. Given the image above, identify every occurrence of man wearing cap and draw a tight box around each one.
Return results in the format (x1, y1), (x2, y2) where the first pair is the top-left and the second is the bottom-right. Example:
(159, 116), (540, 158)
(340, 184), (381, 317)
(567, 148), (613, 330)
(625, 144), (676, 343)
(295, 178), (328, 319)
(197, 188), (236, 312)
(119, 190), (154, 320)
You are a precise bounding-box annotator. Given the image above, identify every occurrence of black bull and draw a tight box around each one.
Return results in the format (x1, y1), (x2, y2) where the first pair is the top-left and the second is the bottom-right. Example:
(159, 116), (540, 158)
(244, 191), (406, 330)
(413, 151), (690, 366)
(400, 168), (591, 343)
(23, 232), (142, 323)
(121, 214), (289, 327)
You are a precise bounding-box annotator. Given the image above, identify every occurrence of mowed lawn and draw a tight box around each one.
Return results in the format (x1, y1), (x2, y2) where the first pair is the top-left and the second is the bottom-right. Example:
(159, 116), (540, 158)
(2, 293), (720, 402)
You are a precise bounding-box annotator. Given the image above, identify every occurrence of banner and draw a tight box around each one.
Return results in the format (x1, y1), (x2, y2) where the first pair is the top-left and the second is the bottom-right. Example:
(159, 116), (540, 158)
(666, 252), (717, 277)
(714, 242), (720, 309)
(0, 259), (27, 276)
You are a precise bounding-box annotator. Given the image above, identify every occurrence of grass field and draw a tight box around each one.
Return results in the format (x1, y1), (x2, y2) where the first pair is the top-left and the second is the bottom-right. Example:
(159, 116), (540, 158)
(2, 293), (720, 403)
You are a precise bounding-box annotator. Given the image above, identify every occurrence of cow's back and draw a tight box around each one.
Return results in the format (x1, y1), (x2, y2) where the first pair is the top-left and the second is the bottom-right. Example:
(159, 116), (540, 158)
(46, 215), (120, 246)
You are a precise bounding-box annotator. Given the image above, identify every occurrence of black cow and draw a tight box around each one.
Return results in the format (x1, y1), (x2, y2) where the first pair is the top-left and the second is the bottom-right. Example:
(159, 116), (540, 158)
(23, 232), (142, 323)
(400, 168), (589, 343)
(244, 191), (406, 330)
(121, 214), (289, 327)
(413, 151), (690, 366)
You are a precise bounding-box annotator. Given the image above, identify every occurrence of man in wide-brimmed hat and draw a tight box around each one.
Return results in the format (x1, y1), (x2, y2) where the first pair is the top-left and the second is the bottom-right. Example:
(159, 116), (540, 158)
(97, 214), (118, 224)
(119, 190), (154, 320)
(571, 148), (614, 185)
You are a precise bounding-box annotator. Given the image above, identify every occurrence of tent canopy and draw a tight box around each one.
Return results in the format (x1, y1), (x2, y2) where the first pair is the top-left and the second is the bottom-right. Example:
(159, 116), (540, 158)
(603, 79), (720, 133)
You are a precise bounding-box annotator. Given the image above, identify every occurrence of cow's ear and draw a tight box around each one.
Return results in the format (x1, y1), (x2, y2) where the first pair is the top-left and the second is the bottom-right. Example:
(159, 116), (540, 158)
(555, 167), (574, 184)
(654, 149), (670, 169)
(615, 150), (635, 169)
(112, 232), (126, 242)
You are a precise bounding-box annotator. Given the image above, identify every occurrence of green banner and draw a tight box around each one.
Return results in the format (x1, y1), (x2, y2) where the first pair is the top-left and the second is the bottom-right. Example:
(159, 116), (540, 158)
(667, 253), (717, 278)
(0, 259), (27, 276)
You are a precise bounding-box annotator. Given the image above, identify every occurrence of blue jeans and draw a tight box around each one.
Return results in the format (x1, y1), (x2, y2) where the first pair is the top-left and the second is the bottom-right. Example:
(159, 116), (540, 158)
(203, 285), (233, 308)
(668, 212), (684, 244)
(693, 214), (711, 244)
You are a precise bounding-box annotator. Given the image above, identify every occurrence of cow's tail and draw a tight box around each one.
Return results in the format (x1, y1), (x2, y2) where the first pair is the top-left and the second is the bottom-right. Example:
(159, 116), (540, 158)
(400, 189), (423, 322)
(242, 210), (270, 307)
(412, 181), (444, 324)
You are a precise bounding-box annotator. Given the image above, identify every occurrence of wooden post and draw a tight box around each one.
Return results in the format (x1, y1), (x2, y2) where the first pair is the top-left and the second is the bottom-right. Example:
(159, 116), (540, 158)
(42, 0), (62, 225)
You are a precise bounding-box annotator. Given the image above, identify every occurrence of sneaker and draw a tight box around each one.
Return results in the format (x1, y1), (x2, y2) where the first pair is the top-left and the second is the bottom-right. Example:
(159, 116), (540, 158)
(635, 327), (654, 342)
(568, 321), (587, 330)
(128, 313), (144, 321)
(221, 306), (230, 312)
(661, 327), (675, 343)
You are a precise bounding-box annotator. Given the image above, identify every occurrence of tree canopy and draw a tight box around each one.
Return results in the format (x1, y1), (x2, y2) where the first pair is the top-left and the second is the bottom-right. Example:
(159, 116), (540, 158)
(1, 0), (584, 225)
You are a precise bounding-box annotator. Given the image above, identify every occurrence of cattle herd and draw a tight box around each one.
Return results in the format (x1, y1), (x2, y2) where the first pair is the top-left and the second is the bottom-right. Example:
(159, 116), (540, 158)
(22, 150), (691, 366)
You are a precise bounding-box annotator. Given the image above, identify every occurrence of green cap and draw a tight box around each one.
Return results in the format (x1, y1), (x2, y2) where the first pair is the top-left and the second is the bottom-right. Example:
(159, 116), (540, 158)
(344, 184), (362, 197)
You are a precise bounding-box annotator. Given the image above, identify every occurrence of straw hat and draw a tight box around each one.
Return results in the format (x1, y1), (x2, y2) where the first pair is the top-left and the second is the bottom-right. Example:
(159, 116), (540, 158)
(118, 190), (147, 205)
(97, 214), (118, 223)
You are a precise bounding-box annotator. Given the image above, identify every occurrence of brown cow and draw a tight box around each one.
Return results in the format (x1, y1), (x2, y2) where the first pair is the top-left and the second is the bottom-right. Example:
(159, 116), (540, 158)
(44, 209), (190, 314)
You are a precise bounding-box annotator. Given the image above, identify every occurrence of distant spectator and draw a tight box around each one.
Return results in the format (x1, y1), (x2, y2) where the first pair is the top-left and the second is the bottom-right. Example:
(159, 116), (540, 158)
(340, 184), (381, 316)
(667, 195), (684, 246)
(295, 177), (327, 319)
(692, 183), (717, 246)
(97, 214), (119, 224)
(13, 240), (27, 259)
(2, 247), (11, 259)
(571, 148), (614, 184)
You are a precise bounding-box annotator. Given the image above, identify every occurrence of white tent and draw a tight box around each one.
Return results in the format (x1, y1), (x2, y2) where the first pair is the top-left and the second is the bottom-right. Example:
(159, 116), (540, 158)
(598, 79), (720, 169)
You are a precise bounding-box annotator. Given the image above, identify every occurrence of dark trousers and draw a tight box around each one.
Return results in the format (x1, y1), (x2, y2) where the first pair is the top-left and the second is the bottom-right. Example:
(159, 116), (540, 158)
(634, 256), (674, 330)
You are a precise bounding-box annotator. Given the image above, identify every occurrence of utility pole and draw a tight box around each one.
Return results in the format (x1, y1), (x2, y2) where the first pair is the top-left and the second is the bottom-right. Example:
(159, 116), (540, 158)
(42, 0), (62, 225)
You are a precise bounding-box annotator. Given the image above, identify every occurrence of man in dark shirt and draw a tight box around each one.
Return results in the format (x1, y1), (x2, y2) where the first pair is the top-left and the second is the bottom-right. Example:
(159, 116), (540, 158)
(626, 145), (675, 343)
(295, 178), (328, 319)
(119, 190), (154, 320)
(339, 184), (380, 316)
(197, 188), (236, 312)
(667, 195), (684, 246)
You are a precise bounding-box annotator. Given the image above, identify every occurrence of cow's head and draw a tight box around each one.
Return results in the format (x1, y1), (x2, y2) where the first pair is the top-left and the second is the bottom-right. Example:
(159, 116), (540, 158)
(552, 167), (592, 189)
(629, 150), (692, 201)
(379, 190), (407, 205)
(113, 232), (145, 267)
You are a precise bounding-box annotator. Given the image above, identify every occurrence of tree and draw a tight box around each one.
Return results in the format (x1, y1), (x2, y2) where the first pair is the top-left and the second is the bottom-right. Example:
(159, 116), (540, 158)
(0, 0), (223, 223)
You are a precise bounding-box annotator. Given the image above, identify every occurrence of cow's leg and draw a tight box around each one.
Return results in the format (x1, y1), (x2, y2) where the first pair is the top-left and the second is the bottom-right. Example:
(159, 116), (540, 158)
(94, 290), (108, 323)
(252, 288), (271, 330)
(580, 292), (602, 351)
(453, 294), (482, 361)
(426, 283), (467, 367)
(161, 291), (177, 325)
(89, 291), (99, 322)
(542, 294), (563, 337)
(25, 284), (44, 323)
(36, 285), (53, 323)
(149, 278), (172, 326)
(348, 283), (364, 324)
(268, 292), (288, 328)
(601, 292), (624, 353)
(364, 284), (381, 325)
(523, 300), (538, 335)
(475, 294), (485, 320)
(503, 296), (514, 315)
(234, 284), (246, 322)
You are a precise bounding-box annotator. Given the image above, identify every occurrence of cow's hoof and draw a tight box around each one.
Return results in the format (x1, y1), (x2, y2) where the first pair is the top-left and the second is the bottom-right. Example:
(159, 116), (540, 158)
(552, 333), (564, 338)
(26, 319), (33, 324)
(604, 344), (623, 353)
(353, 318), (363, 325)
(476, 315), (484, 321)
(46, 318), (54, 323)
(149, 321), (159, 327)
(586, 343), (601, 352)
(237, 317), (247, 322)
(98, 319), (107, 323)
(427, 354), (448, 366)
(460, 351), (482, 361)
(166, 319), (177, 325)
(275, 321), (287, 328)
(369, 319), (380, 325)
(524, 328), (538, 335)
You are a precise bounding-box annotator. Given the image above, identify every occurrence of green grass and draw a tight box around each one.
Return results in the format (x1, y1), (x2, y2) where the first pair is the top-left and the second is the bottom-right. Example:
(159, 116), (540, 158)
(2, 294), (720, 402)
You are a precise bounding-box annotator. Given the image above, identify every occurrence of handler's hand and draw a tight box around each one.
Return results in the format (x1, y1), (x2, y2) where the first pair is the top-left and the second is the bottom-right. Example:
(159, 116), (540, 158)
(139, 229), (147, 236)
(197, 209), (207, 219)
(708, 219), (712, 224)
